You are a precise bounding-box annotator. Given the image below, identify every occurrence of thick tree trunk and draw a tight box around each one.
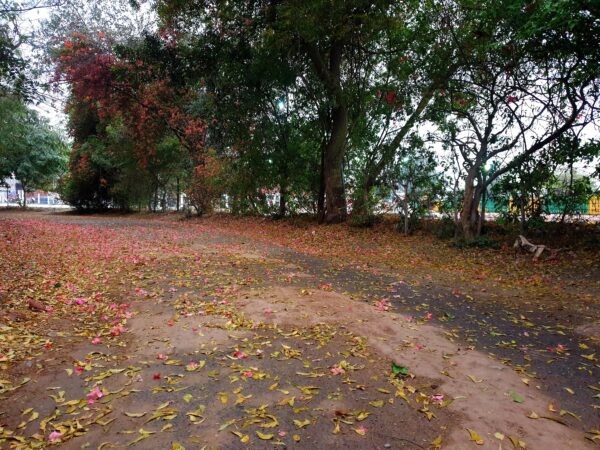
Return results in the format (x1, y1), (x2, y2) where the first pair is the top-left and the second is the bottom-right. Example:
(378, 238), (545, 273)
(278, 185), (287, 217)
(305, 41), (347, 224)
(20, 183), (27, 209)
(459, 170), (481, 239)
(323, 103), (348, 223)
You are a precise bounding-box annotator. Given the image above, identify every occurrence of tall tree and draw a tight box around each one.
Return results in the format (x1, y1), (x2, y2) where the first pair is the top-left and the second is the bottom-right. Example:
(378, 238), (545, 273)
(433, 0), (600, 238)
(0, 100), (67, 205)
(158, 0), (435, 223)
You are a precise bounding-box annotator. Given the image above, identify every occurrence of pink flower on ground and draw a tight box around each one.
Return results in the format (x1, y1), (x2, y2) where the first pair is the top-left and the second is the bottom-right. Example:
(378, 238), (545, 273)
(86, 386), (104, 404)
(424, 312), (433, 320)
(156, 353), (168, 360)
(48, 431), (64, 442)
(110, 325), (127, 336)
(186, 362), (199, 371)
(91, 337), (102, 345)
(548, 344), (567, 353)
(278, 431), (287, 437)
(232, 351), (247, 359)
(75, 366), (84, 375)
(431, 394), (444, 403)
(74, 297), (87, 305)
(375, 299), (390, 311)
(330, 366), (345, 375)
(242, 370), (253, 378)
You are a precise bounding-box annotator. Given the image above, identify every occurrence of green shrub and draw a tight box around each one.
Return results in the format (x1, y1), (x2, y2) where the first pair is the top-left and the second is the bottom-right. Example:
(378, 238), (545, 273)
(434, 216), (457, 239)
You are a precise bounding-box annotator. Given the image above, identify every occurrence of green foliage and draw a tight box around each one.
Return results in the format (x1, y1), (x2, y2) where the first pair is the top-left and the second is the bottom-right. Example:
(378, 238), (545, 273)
(490, 157), (554, 227)
(0, 7), (33, 99)
(389, 141), (445, 235)
(0, 98), (67, 198)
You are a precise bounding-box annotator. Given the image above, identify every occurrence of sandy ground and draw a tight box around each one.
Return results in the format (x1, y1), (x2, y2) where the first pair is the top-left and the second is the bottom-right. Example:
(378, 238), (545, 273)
(0, 211), (598, 449)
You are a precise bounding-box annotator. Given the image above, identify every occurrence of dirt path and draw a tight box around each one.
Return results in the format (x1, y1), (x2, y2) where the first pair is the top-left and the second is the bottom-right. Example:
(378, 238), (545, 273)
(0, 211), (598, 449)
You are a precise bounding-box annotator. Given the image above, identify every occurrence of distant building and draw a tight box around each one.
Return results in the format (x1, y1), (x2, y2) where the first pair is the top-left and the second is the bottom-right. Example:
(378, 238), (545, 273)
(1, 176), (65, 207)
(1, 177), (23, 205)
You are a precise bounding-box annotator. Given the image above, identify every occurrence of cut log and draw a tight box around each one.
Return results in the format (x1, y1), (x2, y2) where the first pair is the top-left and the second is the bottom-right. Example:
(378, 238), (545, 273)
(513, 235), (566, 261)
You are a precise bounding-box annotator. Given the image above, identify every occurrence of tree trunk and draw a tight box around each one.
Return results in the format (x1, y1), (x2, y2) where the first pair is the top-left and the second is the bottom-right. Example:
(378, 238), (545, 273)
(153, 187), (159, 212)
(176, 177), (180, 212)
(161, 186), (167, 211)
(305, 41), (347, 224)
(459, 170), (481, 239)
(519, 194), (526, 234)
(317, 141), (326, 223)
(278, 185), (287, 217)
(478, 183), (486, 236)
(323, 103), (348, 223)
(20, 183), (27, 209)
(403, 184), (409, 235)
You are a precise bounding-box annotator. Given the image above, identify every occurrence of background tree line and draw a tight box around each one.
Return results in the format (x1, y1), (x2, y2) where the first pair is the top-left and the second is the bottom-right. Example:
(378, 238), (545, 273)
(2, 0), (599, 237)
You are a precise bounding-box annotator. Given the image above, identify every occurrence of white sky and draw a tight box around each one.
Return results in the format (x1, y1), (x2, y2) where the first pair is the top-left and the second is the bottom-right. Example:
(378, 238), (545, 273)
(21, 5), (67, 129)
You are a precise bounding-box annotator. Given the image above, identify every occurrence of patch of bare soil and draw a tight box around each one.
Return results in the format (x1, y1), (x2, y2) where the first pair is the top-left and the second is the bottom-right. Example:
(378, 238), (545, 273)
(238, 286), (595, 449)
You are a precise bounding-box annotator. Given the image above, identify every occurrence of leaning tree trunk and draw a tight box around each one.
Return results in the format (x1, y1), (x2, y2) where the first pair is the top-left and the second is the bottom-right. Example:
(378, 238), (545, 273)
(323, 103), (348, 223)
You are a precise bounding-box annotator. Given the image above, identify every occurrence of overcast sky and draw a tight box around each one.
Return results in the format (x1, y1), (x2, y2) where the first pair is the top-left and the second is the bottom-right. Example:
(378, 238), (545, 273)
(20, 5), (67, 129)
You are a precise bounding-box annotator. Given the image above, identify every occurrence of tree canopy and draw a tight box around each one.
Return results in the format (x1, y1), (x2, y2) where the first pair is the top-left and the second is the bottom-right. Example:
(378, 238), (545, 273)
(17, 0), (598, 232)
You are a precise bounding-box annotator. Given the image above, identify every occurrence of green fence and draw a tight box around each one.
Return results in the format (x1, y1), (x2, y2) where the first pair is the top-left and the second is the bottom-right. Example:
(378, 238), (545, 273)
(484, 197), (596, 215)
